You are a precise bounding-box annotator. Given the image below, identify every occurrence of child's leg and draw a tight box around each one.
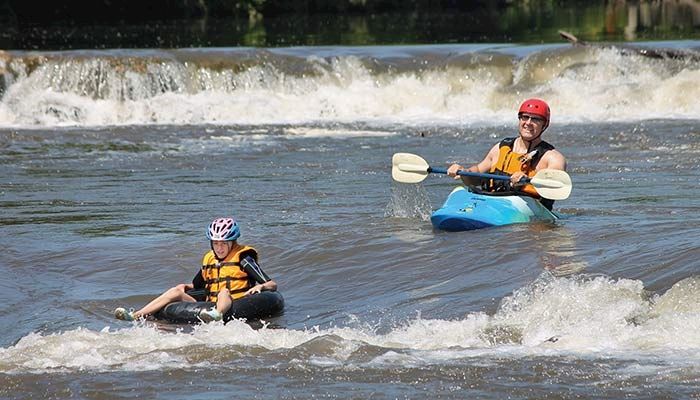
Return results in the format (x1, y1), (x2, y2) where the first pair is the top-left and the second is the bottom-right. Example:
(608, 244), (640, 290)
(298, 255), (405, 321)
(198, 288), (231, 322)
(214, 288), (232, 314)
(133, 284), (196, 318)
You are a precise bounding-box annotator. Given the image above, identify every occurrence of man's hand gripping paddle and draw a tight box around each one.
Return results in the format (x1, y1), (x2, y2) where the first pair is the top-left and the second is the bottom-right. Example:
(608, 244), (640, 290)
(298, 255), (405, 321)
(391, 152), (572, 200)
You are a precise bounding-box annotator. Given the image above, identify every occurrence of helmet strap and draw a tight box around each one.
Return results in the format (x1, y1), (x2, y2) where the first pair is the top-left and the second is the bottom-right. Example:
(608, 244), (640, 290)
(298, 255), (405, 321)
(521, 126), (546, 152)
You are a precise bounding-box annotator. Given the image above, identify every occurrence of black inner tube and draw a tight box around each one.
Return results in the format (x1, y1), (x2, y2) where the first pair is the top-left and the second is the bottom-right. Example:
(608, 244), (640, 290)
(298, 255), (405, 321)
(154, 290), (284, 324)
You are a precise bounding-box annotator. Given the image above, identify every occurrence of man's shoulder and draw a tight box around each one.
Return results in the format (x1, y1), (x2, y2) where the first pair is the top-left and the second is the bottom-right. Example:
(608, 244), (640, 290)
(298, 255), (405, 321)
(540, 148), (567, 169)
(546, 148), (565, 159)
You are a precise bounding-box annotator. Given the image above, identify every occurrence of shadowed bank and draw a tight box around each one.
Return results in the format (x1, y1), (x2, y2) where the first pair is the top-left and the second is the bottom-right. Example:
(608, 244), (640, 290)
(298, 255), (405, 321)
(1, 0), (700, 49)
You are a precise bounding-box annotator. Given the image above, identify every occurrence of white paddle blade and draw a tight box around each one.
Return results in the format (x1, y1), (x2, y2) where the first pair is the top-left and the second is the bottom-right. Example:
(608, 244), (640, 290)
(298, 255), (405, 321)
(391, 153), (430, 183)
(531, 169), (572, 200)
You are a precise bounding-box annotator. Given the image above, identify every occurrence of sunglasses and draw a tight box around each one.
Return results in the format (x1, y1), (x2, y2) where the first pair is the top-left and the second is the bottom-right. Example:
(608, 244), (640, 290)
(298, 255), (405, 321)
(518, 114), (545, 124)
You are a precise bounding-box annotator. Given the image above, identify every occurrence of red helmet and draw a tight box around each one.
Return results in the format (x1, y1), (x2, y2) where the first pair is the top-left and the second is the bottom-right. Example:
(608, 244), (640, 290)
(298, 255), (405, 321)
(518, 98), (550, 130)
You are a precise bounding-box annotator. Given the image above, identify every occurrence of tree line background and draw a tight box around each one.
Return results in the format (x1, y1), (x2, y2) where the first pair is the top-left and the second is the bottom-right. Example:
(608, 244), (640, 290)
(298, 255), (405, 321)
(2, 1), (519, 22)
(1, 0), (699, 49)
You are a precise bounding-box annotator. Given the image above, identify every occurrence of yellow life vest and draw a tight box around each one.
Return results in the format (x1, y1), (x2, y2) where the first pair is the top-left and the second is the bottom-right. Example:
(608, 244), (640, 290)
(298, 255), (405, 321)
(201, 245), (257, 301)
(487, 137), (555, 198)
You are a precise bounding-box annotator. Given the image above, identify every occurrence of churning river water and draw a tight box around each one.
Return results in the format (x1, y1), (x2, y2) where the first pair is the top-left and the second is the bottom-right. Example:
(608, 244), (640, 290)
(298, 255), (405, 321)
(1, 42), (699, 399)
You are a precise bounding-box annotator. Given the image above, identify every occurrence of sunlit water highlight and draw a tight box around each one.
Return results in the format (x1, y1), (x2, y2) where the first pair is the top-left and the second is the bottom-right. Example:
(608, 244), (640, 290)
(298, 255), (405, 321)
(0, 42), (699, 399)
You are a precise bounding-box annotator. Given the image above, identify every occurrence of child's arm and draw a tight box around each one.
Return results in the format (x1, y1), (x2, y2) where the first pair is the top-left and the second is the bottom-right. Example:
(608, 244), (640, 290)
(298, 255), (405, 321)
(191, 270), (205, 289)
(241, 257), (278, 294)
(241, 256), (271, 283)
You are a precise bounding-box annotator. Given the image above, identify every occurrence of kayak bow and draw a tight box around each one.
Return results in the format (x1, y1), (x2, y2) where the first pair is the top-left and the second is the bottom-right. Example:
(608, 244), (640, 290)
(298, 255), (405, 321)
(430, 187), (558, 231)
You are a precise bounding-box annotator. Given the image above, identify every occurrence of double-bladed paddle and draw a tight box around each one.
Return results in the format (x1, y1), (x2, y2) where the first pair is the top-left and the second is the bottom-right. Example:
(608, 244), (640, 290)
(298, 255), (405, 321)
(391, 152), (572, 200)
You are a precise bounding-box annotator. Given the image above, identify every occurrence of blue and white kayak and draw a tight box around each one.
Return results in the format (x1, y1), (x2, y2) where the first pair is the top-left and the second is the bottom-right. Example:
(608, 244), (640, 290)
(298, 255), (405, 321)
(430, 187), (557, 231)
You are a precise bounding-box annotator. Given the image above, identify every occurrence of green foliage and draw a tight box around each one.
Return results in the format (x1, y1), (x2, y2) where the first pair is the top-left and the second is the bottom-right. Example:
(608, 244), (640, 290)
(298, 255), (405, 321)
(1, 0), (699, 49)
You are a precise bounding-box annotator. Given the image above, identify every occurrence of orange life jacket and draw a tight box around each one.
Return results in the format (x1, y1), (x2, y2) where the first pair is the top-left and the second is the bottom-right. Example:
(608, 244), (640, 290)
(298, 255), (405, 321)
(201, 245), (257, 301)
(486, 137), (555, 198)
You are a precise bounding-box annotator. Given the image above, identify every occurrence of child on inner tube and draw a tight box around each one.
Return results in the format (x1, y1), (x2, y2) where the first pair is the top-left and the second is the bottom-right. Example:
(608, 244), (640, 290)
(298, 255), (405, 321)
(114, 217), (278, 322)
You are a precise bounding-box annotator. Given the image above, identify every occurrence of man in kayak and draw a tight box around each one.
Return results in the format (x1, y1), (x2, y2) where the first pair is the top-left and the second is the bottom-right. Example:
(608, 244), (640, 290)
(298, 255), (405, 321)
(114, 217), (277, 322)
(446, 98), (567, 209)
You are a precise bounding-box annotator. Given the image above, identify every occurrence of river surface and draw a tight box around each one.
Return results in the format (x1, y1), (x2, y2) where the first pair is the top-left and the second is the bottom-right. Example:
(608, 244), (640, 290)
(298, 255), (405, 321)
(1, 42), (699, 399)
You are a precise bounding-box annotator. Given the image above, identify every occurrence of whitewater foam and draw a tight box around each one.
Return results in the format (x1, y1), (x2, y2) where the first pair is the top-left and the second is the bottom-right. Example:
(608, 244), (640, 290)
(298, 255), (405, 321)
(1, 274), (697, 374)
(2, 45), (700, 128)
